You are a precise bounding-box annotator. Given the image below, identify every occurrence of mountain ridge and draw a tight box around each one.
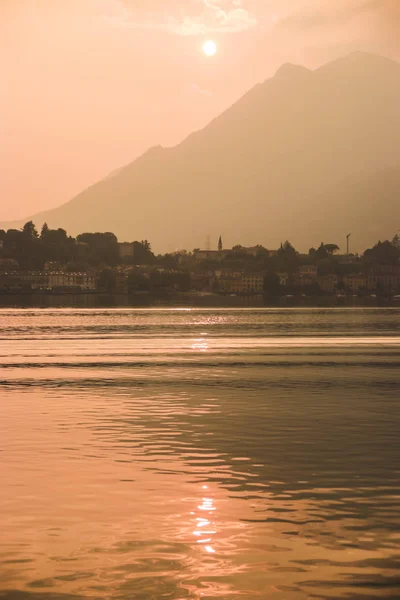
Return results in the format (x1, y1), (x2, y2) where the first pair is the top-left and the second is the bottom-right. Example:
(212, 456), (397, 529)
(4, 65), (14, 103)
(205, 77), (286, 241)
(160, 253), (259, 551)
(2, 51), (400, 252)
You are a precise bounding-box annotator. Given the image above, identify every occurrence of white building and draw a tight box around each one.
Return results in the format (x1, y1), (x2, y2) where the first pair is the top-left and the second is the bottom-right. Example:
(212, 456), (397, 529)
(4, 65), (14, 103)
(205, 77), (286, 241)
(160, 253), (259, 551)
(48, 272), (96, 290)
(217, 273), (264, 294)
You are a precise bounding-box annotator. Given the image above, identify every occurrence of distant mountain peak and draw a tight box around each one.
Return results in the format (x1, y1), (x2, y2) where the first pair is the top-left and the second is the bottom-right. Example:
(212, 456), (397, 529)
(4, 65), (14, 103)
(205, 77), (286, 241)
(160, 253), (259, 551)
(274, 62), (311, 79)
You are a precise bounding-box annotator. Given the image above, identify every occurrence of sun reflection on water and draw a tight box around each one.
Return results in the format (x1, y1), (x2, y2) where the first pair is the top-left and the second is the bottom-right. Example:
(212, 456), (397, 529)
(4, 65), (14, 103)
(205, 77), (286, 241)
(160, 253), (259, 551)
(191, 338), (209, 352)
(192, 484), (217, 554)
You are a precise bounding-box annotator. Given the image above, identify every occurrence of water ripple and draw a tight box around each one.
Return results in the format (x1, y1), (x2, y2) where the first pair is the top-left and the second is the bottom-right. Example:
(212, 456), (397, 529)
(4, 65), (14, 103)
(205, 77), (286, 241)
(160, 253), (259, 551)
(0, 308), (399, 599)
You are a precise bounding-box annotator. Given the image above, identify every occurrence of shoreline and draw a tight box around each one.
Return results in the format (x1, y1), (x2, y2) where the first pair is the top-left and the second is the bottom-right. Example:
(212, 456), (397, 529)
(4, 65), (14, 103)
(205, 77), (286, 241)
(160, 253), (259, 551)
(1, 291), (399, 309)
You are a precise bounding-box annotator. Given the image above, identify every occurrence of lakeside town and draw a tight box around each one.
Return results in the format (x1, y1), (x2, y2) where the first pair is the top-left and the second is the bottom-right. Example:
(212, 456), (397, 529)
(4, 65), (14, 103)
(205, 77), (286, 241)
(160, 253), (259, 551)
(1, 221), (400, 306)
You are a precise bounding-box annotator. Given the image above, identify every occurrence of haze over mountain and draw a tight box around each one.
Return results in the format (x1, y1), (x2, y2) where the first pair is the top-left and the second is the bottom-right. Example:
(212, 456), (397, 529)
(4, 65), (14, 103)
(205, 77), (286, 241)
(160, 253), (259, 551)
(3, 51), (400, 253)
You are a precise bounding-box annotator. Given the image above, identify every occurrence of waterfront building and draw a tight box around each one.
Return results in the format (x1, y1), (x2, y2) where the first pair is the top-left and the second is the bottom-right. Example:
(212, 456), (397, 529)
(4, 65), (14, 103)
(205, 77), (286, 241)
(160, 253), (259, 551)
(317, 274), (339, 293)
(343, 274), (367, 293)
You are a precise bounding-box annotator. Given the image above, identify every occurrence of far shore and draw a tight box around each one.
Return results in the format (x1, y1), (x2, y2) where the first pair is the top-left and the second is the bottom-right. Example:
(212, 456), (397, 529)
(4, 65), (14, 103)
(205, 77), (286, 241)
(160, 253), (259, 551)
(0, 291), (399, 309)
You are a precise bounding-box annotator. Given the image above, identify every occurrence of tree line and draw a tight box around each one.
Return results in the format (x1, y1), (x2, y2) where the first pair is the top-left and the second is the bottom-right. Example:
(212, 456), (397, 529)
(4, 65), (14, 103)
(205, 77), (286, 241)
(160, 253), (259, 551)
(1, 221), (399, 274)
(0, 222), (154, 270)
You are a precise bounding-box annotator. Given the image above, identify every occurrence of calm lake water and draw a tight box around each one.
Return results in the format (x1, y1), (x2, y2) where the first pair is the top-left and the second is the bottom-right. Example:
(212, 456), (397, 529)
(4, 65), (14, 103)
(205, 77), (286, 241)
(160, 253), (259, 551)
(0, 308), (399, 600)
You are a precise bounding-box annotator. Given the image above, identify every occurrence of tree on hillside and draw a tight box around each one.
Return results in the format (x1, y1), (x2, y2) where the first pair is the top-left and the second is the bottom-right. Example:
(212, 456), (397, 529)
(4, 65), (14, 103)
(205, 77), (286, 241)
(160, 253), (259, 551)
(276, 240), (298, 272)
(364, 240), (400, 265)
(4, 229), (23, 250)
(77, 232), (119, 266)
(40, 223), (49, 239)
(157, 253), (178, 269)
(278, 241), (297, 256)
(392, 234), (400, 249)
(324, 244), (340, 255)
(22, 221), (39, 239)
(312, 242), (339, 260)
(42, 227), (73, 264)
(132, 241), (155, 265)
(141, 240), (151, 253)
(3, 224), (42, 269)
(278, 240), (296, 254)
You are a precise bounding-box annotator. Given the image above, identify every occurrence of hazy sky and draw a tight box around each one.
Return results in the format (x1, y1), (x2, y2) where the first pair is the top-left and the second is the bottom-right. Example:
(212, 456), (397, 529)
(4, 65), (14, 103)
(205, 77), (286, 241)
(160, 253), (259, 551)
(2, 0), (399, 220)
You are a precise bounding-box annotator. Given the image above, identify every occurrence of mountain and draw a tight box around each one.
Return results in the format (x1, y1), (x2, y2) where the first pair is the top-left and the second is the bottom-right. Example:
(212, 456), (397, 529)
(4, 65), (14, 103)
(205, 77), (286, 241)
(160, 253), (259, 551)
(2, 51), (400, 253)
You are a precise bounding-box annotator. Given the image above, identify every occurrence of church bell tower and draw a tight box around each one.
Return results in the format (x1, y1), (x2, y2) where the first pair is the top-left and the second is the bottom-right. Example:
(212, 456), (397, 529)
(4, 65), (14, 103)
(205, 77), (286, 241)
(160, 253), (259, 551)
(218, 236), (223, 251)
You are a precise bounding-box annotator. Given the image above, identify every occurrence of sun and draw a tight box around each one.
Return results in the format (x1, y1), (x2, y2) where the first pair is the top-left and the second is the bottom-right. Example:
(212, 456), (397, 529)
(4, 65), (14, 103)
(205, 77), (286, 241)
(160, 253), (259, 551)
(202, 40), (217, 57)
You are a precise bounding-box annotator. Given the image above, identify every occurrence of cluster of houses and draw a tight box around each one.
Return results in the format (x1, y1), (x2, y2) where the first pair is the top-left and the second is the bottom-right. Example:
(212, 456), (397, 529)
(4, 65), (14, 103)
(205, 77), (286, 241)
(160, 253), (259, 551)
(1, 250), (400, 296)
(1, 265), (400, 296)
(193, 265), (400, 295)
(0, 261), (96, 292)
(283, 265), (400, 294)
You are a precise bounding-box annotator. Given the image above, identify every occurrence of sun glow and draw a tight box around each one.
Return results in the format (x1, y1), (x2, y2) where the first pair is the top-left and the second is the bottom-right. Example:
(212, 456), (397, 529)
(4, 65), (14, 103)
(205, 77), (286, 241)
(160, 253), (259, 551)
(202, 40), (217, 57)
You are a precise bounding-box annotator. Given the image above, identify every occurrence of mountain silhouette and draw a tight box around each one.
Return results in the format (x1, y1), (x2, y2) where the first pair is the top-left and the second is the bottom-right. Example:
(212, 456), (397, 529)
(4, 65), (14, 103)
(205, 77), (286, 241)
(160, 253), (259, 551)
(3, 51), (400, 252)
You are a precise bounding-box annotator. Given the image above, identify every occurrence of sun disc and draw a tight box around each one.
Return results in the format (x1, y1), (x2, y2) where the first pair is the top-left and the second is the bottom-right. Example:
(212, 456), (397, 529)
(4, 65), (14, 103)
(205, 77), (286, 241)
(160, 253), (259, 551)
(203, 40), (217, 57)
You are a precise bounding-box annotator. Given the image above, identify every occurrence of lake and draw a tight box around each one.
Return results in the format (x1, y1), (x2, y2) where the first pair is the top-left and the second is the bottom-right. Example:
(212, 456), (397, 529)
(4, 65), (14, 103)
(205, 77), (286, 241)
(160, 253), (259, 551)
(0, 308), (399, 600)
